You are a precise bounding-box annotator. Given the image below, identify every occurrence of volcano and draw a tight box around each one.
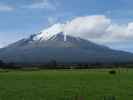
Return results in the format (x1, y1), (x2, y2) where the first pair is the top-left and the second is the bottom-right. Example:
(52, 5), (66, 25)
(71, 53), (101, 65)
(0, 23), (133, 64)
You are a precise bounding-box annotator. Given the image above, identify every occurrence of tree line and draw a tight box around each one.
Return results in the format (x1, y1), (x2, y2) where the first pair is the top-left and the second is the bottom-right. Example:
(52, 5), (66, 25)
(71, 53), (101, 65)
(0, 59), (133, 69)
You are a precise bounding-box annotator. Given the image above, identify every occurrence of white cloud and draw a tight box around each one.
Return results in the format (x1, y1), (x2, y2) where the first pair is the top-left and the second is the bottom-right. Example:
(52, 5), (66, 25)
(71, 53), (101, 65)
(64, 15), (111, 39)
(105, 22), (133, 42)
(40, 15), (133, 44)
(25, 0), (56, 10)
(0, 4), (14, 12)
(59, 15), (133, 44)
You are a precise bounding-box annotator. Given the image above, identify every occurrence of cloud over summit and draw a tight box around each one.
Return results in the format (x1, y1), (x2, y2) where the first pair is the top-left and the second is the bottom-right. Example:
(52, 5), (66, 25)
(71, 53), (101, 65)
(64, 15), (111, 40)
(47, 15), (133, 44)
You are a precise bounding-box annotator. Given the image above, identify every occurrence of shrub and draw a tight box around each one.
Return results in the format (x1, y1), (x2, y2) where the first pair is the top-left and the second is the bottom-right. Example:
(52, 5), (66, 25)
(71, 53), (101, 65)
(109, 70), (116, 75)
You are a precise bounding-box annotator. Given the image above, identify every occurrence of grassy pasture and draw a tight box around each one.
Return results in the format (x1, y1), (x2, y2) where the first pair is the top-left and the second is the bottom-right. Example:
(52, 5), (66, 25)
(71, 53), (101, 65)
(0, 69), (132, 100)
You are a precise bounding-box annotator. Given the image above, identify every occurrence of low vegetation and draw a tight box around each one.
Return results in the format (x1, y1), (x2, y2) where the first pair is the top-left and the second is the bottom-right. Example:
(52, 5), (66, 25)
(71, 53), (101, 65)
(0, 69), (132, 100)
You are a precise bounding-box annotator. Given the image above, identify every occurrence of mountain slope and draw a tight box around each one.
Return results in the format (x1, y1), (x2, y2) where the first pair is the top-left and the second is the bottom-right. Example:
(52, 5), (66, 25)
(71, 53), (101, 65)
(0, 24), (133, 64)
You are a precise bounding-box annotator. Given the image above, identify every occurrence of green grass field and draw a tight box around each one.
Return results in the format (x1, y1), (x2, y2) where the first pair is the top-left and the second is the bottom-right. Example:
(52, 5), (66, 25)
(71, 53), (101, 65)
(0, 69), (132, 100)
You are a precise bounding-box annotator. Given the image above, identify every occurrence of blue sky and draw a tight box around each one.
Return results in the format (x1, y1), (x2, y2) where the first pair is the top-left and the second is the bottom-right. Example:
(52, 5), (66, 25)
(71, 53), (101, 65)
(0, 0), (133, 52)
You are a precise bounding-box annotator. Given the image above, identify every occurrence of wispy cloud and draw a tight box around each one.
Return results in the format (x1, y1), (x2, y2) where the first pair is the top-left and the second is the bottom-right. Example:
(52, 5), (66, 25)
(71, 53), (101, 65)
(48, 16), (58, 25)
(24, 0), (57, 11)
(0, 4), (14, 12)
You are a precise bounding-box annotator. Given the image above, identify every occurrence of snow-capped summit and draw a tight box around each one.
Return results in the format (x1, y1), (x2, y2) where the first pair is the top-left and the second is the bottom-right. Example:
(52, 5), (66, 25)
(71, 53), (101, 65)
(33, 23), (65, 41)
(0, 23), (133, 64)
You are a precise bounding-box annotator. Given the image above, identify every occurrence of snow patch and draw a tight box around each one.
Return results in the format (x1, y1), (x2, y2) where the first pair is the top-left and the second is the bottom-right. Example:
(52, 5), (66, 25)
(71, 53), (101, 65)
(34, 23), (65, 41)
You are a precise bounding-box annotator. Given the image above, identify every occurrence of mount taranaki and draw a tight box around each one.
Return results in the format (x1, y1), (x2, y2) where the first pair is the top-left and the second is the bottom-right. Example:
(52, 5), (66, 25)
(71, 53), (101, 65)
(0, 24), (133, 64)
